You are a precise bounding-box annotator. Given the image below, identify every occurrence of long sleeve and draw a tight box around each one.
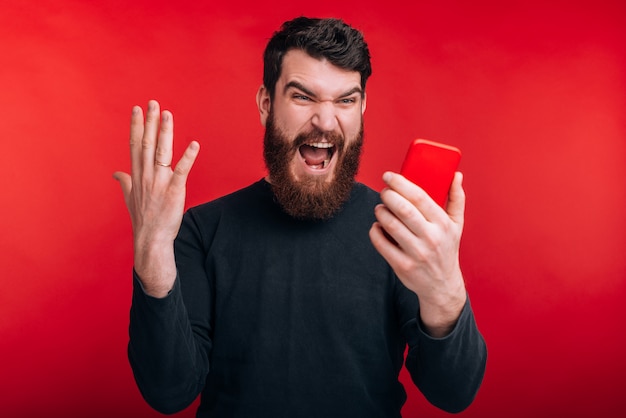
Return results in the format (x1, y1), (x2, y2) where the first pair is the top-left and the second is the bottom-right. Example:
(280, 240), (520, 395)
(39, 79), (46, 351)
(402, 297), (487, 412)
(127, 209), (214, 414)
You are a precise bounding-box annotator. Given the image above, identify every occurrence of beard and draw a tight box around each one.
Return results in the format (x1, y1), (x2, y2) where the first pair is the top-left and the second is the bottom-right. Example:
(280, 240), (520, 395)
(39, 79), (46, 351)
(263, 111), (364, 221)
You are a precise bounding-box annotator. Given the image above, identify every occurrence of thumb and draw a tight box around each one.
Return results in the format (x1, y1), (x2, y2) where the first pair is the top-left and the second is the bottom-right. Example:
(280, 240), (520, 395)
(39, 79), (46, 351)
(446, 171), (465, 225)
(113, 171), (132, 200)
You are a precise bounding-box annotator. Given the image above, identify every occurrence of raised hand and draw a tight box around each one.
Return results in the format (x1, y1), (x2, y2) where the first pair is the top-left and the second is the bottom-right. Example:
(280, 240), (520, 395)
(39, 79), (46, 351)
(114, 100), (200, 297)
(369, 171), (467, 337)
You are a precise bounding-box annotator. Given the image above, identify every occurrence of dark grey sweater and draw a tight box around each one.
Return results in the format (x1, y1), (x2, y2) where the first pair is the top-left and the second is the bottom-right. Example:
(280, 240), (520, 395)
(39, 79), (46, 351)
(128, 179), (486, 417)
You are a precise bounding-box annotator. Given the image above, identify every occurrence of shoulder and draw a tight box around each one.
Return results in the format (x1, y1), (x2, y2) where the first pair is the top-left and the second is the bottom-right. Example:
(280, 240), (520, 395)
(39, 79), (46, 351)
(351, 182), (381, 205)
(179, 179), (271, 235)
(338, 182), (381, 220)
(188, 179), (271, 215)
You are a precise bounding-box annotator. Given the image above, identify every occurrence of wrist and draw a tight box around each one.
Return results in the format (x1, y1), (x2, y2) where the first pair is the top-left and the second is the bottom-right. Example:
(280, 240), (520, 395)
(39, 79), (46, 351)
(418, 279), (467, 338)
(133, 239), (177, 298)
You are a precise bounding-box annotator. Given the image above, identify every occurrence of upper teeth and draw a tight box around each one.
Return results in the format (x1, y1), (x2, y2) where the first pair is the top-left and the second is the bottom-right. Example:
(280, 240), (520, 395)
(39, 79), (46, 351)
(307, 142), (333, 149)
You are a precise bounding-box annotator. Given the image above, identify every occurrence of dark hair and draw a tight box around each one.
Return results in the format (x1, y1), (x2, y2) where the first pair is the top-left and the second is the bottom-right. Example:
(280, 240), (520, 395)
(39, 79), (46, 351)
(263, 17), (372, 100)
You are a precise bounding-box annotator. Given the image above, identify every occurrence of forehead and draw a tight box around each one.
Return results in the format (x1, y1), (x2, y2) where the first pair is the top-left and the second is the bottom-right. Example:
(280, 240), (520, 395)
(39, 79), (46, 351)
(278, 49), (361, 97)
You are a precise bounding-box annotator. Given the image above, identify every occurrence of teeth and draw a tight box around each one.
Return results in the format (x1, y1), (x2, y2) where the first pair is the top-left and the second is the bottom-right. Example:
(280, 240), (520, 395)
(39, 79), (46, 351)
(322, 159), (330, 168)
(307, 142), (334, 149)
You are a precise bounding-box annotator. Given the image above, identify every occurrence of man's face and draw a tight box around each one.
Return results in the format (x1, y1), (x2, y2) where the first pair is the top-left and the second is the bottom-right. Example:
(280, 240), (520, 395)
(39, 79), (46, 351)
(258, 49), (367, 220)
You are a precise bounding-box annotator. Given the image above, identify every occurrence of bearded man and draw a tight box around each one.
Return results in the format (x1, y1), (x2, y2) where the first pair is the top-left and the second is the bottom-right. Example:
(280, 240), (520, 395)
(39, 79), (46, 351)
(114, 16), (486, 418)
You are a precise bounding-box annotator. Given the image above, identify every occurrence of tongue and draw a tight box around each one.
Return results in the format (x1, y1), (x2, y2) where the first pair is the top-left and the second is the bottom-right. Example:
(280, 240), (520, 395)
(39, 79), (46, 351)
(300, 145), (329, 166)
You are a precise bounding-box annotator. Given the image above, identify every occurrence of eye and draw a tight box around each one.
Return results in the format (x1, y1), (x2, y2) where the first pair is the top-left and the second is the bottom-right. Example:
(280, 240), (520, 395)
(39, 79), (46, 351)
(338, 96), (358, 106)
(293, 93), (312, 102)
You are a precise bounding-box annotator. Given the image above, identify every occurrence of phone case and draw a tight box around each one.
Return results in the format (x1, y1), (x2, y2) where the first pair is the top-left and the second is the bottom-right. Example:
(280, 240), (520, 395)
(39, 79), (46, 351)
(400, 139), (462, 208)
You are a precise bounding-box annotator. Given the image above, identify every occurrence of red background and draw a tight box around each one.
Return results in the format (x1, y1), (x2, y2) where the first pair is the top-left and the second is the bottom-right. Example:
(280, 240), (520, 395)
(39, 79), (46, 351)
(2, 0), (625, 416)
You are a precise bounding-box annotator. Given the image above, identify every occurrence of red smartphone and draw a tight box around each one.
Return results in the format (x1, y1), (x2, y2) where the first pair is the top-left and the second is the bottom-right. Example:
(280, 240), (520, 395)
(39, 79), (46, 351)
(400, 139), (462, 208)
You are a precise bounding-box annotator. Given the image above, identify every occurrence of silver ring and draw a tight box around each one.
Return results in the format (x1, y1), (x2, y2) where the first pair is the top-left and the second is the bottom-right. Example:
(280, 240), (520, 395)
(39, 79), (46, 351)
(155, 161), (171, 167)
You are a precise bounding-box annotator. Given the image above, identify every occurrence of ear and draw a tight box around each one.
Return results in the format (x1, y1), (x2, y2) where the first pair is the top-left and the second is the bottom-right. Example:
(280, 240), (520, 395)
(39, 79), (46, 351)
(256, 85), (271, 127)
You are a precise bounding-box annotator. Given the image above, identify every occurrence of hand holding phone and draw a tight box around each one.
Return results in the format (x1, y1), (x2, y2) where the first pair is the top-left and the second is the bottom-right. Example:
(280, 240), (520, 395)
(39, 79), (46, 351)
(400, 139), (462, 208)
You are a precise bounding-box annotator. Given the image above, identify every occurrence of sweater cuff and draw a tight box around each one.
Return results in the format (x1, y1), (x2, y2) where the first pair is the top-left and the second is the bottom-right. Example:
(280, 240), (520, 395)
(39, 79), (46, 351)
(132, 269), (179, 303)
(415, 295), (473, 341)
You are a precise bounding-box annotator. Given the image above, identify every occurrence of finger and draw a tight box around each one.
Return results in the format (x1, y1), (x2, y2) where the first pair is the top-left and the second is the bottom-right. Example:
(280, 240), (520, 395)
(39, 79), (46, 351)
(141, 100), (160, 175)
(446, 172), (465, 226)
(154, 110), (174, 175)
(129, 105), (144, 180)
(379, 183), (430, 240)
(113, 171), (132, 206)
(373, 202), (425, 251)
(170, 141), (200, 189)
(382, 171), (443, 223)
(369, 221), (410, 277)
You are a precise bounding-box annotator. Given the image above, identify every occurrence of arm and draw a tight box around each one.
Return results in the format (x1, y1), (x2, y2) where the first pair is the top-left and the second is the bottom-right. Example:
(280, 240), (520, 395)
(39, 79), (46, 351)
(114, 100), (206, 413)
(402, 295), (487, 412)
(128, 270), (211, 413)
(371, 171), (486, 410)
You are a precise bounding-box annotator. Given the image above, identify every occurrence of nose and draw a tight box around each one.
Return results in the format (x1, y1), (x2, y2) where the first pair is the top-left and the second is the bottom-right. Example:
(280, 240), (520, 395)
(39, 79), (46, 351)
(311, 101), (338, 133)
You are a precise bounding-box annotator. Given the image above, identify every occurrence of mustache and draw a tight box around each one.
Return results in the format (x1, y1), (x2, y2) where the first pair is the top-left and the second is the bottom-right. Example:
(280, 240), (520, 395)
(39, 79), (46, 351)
(292, 129), (345, 150)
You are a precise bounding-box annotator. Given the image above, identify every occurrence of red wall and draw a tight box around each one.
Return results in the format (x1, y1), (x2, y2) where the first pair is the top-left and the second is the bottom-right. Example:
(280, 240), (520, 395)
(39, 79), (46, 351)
(2, 0), (625, 416)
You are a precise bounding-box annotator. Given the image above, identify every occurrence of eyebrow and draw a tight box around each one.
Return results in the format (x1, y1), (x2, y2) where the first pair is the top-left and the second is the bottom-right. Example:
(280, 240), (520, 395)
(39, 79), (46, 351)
(284, 81), (363, 99)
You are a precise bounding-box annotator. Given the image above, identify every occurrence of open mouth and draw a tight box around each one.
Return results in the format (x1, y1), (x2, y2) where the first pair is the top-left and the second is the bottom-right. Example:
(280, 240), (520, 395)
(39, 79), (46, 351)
(299, 142), (336, 170)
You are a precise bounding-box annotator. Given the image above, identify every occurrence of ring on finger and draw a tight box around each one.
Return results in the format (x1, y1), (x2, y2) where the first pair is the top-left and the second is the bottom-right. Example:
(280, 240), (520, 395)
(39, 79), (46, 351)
(155, 160), (171, 167)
